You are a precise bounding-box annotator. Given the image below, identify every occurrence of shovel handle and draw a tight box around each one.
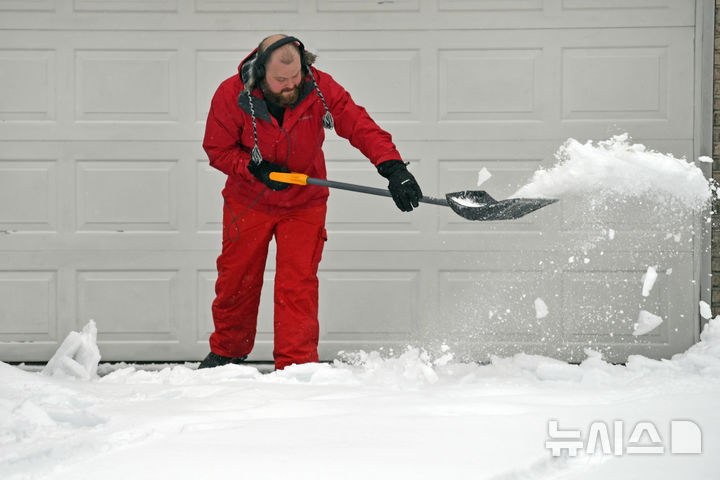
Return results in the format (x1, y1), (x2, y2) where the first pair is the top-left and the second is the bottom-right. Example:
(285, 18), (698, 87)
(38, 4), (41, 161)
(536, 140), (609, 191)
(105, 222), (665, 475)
(269, 172), (449, 207)
(268, 172), (309, 185)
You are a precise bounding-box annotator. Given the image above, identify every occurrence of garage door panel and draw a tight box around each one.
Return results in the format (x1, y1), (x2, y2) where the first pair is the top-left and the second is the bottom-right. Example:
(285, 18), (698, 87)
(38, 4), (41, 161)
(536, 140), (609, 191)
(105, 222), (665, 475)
(0, 49), (55, 120)
(78, 270), (179, 340)
(438, 0), (543, 11)
(561, 252), (695, 353)
(75, 49), (179, 121)
(439, 48), (542, 121)
(320, 270), (420, 337)
(439, 270), (553, 342)
(0, 0), (55, 12)
(195, 0), (298, 13)
(0, 160), (58, 231)
(75, 160), (179, 232)
(555, 28), (693, 137)
(562, 47), (667, 120)
(561, 0), (677, 10)
(0, 271), (57, 341)
(562, 270), (669, 341)
(318, 0), (419, 12)
(74, 0), (179, 13)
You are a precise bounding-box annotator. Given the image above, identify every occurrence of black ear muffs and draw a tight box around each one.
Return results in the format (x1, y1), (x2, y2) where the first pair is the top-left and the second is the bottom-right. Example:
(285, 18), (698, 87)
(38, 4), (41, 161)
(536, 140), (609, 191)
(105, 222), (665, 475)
(253, 36), (306, 84)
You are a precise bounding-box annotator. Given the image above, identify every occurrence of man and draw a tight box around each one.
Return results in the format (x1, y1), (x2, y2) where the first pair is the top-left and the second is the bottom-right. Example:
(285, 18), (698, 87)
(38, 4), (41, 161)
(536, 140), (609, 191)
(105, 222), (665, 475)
(200, 34), (422, 370)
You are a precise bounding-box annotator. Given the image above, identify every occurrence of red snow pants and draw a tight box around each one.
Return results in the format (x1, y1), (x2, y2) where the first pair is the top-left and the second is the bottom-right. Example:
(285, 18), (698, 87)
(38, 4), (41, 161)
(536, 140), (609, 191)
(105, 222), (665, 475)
(210, 195), (327, 370)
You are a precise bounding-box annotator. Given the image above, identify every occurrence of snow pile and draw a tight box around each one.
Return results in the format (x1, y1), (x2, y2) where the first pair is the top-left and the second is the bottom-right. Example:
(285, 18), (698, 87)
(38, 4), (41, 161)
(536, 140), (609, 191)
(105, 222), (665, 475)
(2, 318), (720, 479)
(335, 317), (720, 385)
(41, 321), (101, 380)
(334, 347), (443, 386)
(512, 134), (712, 210)
(666, 315), (720, 376)
(99, 362), (263, 385)
(0, 361), (107, 468)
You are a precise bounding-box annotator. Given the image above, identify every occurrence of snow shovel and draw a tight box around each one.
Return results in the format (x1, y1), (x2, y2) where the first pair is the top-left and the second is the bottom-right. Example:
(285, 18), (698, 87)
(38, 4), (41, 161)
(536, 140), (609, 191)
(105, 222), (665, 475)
(268, 172), (558, 221)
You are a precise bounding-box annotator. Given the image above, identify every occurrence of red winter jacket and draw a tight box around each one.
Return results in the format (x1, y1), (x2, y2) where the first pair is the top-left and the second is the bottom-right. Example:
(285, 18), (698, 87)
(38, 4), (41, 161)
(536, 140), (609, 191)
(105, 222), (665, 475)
(203, 49), (402, 214)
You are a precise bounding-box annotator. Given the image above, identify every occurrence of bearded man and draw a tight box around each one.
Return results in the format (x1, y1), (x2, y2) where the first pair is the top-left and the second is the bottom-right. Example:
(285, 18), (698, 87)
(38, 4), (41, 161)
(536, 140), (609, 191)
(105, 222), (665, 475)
(201, 34), (422, 370)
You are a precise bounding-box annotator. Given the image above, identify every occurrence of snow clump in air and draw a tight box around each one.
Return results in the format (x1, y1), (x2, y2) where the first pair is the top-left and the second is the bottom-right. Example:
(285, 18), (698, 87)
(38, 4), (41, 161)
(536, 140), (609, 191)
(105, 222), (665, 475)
(512, 134), (713, 211)
(632, 310), (663, 336)
(641, 266), (658, 297)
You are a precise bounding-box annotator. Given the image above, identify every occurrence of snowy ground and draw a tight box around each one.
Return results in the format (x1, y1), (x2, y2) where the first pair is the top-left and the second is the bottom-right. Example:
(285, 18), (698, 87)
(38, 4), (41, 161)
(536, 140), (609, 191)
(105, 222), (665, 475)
(2, 136), (719, 479)
(2, 318), (720, 480)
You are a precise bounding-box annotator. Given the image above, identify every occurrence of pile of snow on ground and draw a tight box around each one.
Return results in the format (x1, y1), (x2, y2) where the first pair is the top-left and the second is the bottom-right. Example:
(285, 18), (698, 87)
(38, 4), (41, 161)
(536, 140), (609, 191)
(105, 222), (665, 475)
(2, 319), (720, 479)
(41, 320), (100, 380)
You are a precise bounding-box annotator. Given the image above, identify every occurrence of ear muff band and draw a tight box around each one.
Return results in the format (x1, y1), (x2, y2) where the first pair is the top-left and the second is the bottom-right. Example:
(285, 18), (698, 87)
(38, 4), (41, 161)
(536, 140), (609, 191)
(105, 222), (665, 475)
(254, 36), (305, 82)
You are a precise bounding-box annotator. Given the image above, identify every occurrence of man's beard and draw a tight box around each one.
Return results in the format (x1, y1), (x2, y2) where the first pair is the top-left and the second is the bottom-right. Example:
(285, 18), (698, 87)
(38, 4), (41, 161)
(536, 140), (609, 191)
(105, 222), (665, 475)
(261, 79), (304, 107)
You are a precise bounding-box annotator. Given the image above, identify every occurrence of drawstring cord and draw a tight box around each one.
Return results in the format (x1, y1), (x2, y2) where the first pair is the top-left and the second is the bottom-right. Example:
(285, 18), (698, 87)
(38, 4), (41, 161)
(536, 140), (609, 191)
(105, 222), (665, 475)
(248, 90), (263, 165)
(306, 67), (334, 130)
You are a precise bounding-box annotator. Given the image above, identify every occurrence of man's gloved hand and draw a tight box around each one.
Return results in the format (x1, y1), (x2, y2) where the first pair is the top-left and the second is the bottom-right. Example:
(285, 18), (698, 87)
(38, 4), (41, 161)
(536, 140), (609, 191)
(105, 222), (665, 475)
(377, 160), (423, 212)
(247, 159), (291, 191)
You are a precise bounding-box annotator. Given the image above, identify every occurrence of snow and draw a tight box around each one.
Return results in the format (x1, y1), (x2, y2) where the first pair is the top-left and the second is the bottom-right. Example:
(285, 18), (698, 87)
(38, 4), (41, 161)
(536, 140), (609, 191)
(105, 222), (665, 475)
(699, 301), (712, 320)
(41, 321), (101, 381)
(642, 266), (658, 297)
(477, 167), (492, 187)
(633, 310), (663, 336)
(511, 134), (712, 210)
(451, 195), (482, 207)
(534, 298), (549, 319)
(2, 319), (720, 479)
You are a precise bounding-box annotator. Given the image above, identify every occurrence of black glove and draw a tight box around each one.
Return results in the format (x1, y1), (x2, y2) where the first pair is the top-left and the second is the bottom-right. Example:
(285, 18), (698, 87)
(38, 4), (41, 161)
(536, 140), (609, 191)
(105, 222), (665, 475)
(247, 159), (291, 191)
(377, 160), (423, 212)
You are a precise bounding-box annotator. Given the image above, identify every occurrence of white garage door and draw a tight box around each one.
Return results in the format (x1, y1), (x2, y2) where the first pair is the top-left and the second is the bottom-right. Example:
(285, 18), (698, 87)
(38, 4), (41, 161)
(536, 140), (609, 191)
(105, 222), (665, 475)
(0, 0), (712, 363)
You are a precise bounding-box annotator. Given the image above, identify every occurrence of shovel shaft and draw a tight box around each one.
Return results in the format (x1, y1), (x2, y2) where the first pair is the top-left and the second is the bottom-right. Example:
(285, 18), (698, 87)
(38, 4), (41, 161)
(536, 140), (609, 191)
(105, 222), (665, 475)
(306, 176), (449, 207)
(269, 171), (448, 206)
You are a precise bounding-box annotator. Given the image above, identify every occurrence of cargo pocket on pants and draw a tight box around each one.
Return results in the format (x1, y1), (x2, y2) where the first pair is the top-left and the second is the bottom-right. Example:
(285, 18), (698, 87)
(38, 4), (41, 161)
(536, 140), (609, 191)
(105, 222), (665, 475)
(311, 227), (328, 270)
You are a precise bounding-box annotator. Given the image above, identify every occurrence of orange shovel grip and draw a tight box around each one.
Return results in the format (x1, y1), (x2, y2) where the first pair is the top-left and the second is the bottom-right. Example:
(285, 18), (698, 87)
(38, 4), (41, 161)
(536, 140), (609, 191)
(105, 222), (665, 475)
(268, 172), (308, 186)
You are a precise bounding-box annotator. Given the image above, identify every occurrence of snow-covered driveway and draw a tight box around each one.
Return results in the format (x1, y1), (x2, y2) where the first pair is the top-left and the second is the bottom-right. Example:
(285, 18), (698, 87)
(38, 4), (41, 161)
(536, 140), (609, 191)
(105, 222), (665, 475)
(3, 318), (719, 480)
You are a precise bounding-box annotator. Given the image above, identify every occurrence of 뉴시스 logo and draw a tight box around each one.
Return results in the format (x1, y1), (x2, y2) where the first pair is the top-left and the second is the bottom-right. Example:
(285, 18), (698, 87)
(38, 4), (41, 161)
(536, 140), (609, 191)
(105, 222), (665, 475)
(545, 419), (702, 457)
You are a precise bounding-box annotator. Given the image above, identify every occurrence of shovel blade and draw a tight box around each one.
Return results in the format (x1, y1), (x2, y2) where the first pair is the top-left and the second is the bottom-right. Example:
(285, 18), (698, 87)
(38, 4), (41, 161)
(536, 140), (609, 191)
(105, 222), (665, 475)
(446, 191), (558, 221)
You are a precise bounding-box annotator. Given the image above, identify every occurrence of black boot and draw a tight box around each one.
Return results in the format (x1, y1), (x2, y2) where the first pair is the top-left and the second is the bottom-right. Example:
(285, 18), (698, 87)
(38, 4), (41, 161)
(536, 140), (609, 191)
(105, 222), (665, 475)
(197, 351), (248, 369)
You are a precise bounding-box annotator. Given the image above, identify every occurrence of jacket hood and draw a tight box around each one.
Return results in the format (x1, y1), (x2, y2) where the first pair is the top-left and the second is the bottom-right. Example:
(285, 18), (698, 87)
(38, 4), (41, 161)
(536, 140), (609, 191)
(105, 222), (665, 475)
(238, 48), (259, 91)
